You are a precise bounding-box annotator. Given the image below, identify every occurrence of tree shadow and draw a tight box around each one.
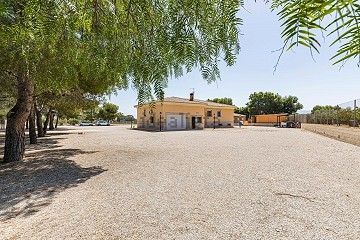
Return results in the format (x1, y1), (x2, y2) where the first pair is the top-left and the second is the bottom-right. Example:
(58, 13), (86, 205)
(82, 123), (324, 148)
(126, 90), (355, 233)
(0, 147), (105, 221)
(25, 137), (65, 151)
(0, 136), (4, 156)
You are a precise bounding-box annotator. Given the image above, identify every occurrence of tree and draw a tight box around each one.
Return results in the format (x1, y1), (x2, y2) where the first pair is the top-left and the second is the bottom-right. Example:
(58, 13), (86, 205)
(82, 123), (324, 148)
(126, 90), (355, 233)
(242, 92), (303, 115)
(271, 0), (360, 67)
(1, 0), (241, 162)
(283, 96), (303, 114)
(207, 98), (233, 105)
(97, 103), (120, 121)
(246, 92), (284, 115)
(235, 106), (250, 117)
(311, 105), (335, 114)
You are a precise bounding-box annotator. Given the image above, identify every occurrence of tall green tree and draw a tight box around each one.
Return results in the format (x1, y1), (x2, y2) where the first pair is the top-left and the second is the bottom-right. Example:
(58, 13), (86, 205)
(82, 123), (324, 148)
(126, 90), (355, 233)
(246, 92), (284, 115)
(1, 0), (241, 162)
(244, 92), (303, 115)
(97, 103), (119, 121)
(234, 106), (250, 117)
(283, 95), (303, 114)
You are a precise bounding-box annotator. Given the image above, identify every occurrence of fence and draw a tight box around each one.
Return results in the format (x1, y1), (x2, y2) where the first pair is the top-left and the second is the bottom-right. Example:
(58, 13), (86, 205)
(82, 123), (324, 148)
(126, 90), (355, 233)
(307, 99), (359, 127)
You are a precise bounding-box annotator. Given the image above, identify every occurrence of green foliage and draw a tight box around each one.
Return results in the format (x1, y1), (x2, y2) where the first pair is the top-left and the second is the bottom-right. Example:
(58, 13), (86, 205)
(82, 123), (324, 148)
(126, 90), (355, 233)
(234, 106), (250, 116)
(283, 95), (304, 114)
(67, 118), (79, 126)
(311, 105), (359, 125)
(207, 97), (234, 105)
(57, 118), (68, 126)
(243, 92), (303, 115)
(271, 0), (360, 66)
(0, 0), (242, 106)
(311, 105), (335, 114)
(117, 114), (136, 123)
(246, 92), (284, 115)
(97, 102), (120, 121)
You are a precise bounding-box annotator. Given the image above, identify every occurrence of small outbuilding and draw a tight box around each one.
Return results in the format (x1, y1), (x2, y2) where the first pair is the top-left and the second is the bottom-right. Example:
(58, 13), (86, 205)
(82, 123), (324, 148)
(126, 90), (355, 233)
(250, 113), (288, 126)
(135, 93), (236, 131)
(234, 113), (246, 125)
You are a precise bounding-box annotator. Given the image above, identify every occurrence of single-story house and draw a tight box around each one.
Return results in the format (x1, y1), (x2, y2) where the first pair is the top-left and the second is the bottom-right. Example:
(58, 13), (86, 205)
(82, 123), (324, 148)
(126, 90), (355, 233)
(135, 93), (236, 131)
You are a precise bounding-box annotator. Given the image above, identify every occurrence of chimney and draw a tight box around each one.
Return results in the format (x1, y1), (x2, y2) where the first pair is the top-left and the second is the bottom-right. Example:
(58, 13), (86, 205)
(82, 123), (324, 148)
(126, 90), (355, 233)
(190, 92), (194, 101)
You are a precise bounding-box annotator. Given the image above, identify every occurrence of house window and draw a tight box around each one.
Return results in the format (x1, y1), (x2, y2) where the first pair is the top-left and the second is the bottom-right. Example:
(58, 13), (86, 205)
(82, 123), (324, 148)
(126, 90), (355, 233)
(143, 108), (146, 116)
(217, 110), (221, 117)
(207, 110), (212, 117)
(197, 117), (202, 123)
(150, 116), (154, 123)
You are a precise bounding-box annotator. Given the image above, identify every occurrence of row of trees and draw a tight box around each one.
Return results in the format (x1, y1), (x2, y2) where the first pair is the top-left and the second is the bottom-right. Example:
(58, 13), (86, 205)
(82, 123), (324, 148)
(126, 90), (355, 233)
(237, 92), (303, 116)
(1, 1), (359, 163)
(310, 105), (359, 126)
(209, 92), (303, 117)
(1, 0), (242, 162)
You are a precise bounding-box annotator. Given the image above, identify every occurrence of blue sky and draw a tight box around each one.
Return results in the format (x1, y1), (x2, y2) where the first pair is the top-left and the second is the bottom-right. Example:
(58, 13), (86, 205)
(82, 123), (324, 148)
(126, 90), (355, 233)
(110, 1), (359, 116)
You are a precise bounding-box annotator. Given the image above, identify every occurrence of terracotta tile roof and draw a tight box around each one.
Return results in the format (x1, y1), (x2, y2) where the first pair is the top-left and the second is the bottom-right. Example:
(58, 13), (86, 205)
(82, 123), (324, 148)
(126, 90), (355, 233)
(162, 97), (236, 108)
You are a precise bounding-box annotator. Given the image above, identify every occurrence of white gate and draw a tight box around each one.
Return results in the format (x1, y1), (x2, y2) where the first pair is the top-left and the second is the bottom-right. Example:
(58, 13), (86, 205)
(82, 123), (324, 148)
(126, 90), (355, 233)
(166, 114), (186, 130)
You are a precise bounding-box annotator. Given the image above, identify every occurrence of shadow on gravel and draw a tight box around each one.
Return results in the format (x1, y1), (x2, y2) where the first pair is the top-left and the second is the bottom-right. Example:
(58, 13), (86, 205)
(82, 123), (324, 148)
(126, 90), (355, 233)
(0, 137), (105, 221)
(0, 136), (4, 156)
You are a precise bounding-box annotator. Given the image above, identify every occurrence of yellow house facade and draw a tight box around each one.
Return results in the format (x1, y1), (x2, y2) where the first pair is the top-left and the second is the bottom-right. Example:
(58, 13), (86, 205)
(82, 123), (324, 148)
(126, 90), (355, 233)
(136, 94), (236, 131)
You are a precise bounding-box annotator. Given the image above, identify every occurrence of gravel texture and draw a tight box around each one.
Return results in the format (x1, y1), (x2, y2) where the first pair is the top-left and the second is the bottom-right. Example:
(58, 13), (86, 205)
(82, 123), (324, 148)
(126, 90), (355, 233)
(0, 125), (359, 239)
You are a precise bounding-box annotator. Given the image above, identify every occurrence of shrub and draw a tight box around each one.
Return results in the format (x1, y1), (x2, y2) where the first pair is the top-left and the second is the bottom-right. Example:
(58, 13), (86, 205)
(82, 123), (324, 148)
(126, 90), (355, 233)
(67, 118), (79, 125)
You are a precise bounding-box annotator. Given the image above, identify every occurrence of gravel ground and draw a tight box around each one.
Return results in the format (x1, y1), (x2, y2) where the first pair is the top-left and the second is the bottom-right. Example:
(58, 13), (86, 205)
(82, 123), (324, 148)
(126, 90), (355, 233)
(0, 126), (359, 239)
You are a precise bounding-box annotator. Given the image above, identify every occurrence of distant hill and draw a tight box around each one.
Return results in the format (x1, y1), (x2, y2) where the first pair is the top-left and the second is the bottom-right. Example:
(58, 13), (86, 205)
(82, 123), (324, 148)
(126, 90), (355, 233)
(297, 110), (311, 114)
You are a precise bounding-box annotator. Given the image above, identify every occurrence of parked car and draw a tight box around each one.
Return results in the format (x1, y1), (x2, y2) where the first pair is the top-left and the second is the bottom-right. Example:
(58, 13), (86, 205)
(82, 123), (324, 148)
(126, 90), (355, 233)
(96, 120), (110, 126)
(79, 121), (93, 126)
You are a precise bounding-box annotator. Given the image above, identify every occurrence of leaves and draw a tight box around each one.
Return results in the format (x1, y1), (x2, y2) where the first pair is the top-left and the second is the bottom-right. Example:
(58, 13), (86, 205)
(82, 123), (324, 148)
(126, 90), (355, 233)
(0, 0), (244, 105)
(245, 92), (303, 115)
(271, 0), (360, 66)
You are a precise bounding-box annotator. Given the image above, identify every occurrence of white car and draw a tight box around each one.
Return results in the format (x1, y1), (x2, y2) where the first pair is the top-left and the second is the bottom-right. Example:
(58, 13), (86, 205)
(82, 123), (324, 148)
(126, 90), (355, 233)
(96, 120), (110, 126)
(79, 121), (93, 126)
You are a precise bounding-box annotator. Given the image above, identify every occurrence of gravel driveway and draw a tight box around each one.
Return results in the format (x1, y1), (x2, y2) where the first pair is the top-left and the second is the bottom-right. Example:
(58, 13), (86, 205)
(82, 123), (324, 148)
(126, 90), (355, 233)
(0, 126), (359, 239)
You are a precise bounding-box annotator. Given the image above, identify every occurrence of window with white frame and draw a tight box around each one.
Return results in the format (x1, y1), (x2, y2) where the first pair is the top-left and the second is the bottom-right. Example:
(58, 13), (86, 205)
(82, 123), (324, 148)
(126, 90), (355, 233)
(217, 110), (221, 117)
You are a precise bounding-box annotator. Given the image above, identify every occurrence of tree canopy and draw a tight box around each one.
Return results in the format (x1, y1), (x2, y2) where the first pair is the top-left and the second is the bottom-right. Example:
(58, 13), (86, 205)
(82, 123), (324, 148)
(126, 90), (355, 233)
(271, 0), (360, 66)
(0, 0), (242, 103)
(240, 92), (303, 115)
(98, 102), (120, 121)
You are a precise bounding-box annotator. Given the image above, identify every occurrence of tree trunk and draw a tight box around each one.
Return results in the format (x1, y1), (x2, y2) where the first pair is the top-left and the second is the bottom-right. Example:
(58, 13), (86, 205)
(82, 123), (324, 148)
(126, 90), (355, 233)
(28, 106), (37, 144)
(49, 111), (55, 130)
(55, 113), (59, 129)
(34, 101), (45, 137)
(3, 75), (35, 163)
(43, 109), (51, 134)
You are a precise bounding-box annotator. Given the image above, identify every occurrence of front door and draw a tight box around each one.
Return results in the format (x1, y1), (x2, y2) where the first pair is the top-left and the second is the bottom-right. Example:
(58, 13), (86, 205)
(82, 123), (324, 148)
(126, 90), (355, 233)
(191, 117), (196, 129)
